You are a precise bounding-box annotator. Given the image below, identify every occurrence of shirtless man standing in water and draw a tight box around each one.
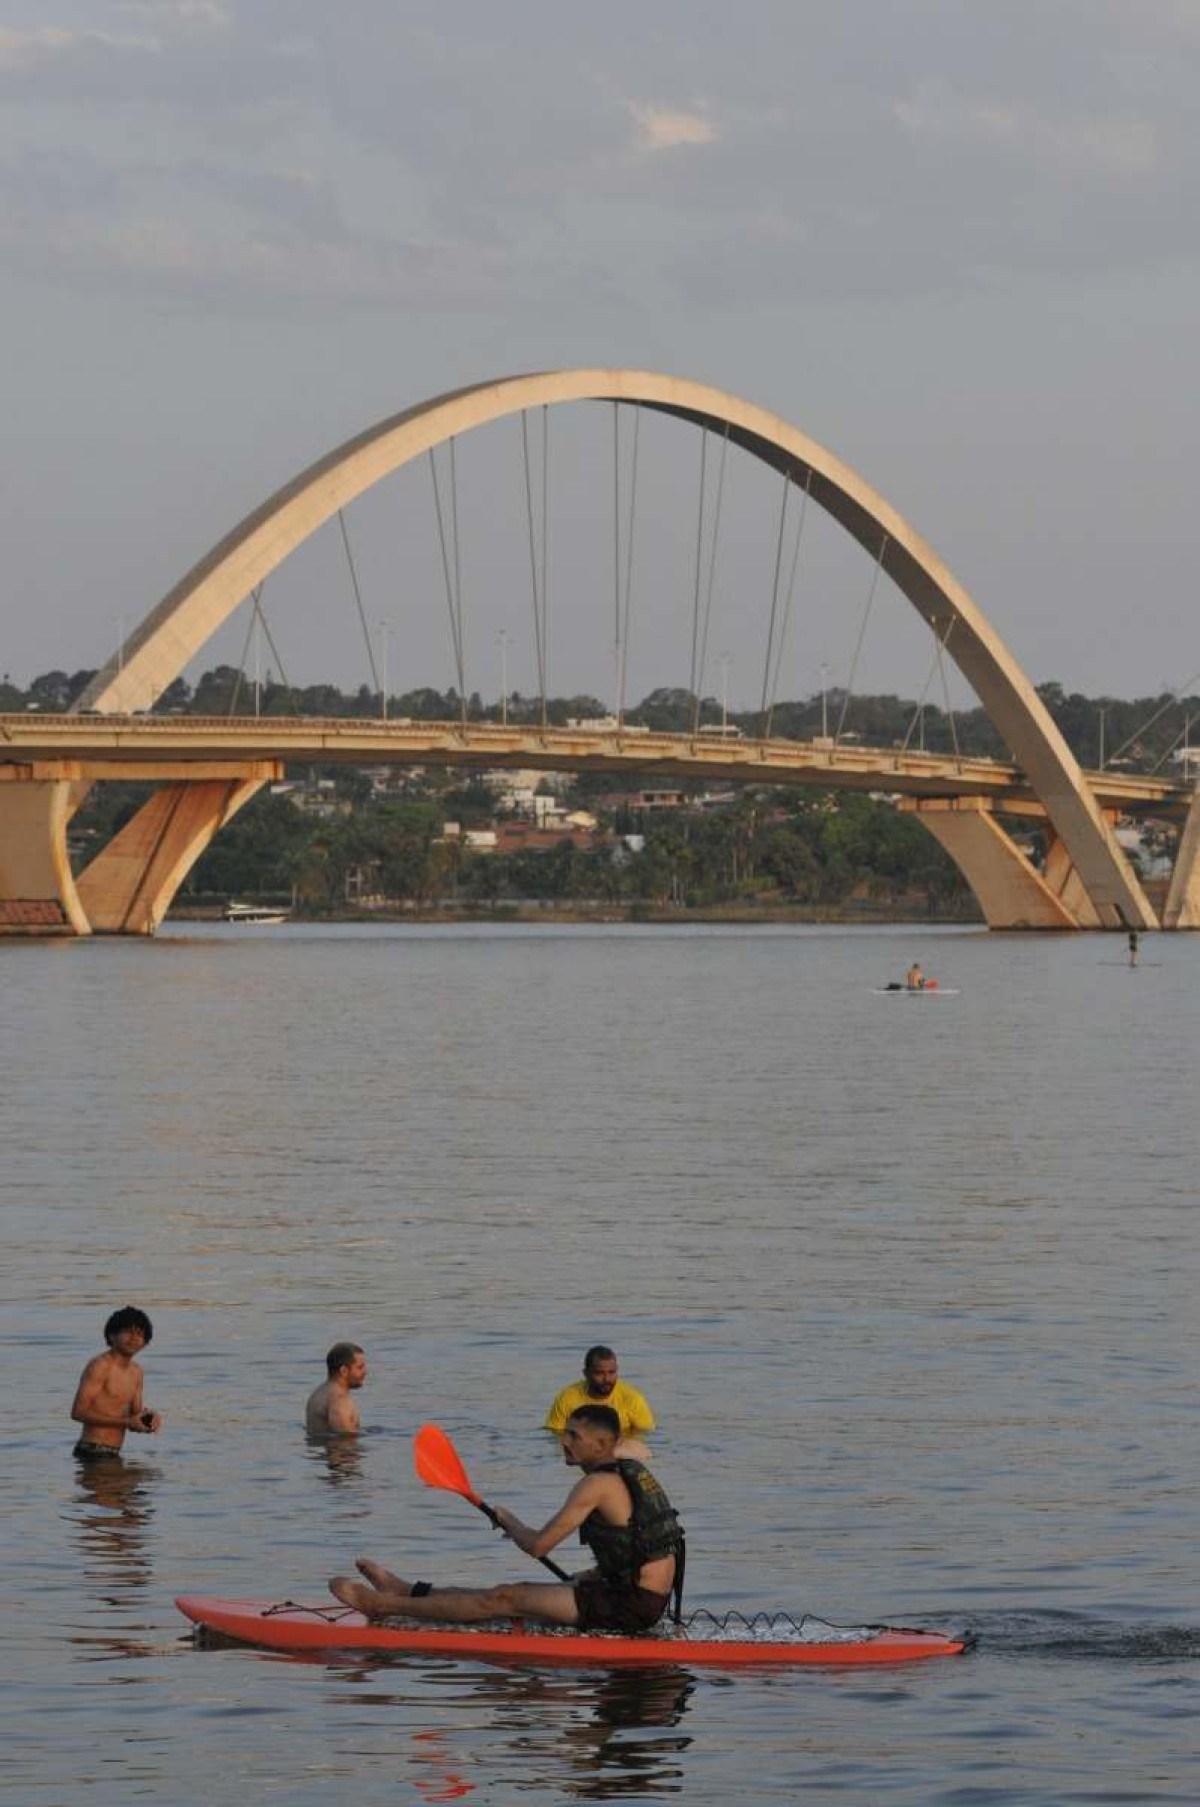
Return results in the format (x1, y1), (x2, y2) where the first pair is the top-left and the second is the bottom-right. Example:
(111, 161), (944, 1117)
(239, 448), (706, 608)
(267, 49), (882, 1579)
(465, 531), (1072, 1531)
(306, 1342), (368, 1435)
(70, 1306), (162, 1459)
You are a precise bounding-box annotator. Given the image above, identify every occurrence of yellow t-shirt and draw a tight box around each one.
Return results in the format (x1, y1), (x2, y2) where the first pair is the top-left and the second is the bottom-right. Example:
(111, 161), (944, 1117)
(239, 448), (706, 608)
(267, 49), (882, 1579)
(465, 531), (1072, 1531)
(544, 1378), (657, 1436)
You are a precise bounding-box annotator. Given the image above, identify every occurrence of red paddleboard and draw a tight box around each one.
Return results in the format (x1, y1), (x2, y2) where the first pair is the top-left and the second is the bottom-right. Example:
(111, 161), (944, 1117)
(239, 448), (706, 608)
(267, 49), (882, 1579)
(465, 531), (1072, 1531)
(176, 1595), (967, 1667)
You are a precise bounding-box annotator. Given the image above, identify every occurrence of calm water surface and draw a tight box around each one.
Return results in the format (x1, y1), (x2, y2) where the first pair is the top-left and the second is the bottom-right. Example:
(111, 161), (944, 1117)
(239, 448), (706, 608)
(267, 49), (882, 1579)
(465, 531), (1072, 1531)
(3, 922), (1197, 1804)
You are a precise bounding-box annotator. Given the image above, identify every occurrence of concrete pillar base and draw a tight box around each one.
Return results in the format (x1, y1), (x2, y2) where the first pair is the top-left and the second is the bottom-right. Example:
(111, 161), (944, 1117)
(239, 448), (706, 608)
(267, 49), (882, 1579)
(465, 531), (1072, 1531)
(906, 797), (1082, 929)
(0, 765), (90, 935)
(1042, 836), (1103, 928)
(1162, 783), (1200, 929)
(77, 776), (267, 935)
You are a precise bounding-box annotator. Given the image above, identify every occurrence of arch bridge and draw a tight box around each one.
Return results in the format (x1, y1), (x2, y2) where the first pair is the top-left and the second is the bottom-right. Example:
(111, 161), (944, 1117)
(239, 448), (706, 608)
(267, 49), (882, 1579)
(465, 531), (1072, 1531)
(2, 369), (1197, 935)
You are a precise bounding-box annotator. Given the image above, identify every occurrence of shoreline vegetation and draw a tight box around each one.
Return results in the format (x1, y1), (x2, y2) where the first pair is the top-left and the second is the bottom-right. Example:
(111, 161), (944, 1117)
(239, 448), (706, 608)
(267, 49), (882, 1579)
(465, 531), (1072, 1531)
(11, 667), (1186, 925)
(173, 896), (984, 927)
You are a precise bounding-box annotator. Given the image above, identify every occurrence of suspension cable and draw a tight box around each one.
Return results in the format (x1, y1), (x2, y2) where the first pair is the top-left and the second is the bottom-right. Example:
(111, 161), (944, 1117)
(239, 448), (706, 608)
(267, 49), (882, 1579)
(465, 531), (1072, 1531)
(429, 444), (467, 721)
(337, 509), (381, 696)
(1105, 665), (1200, 768)
(227, 585), (260, 717)
(254, 596), (294, 707)
(617, 407), (640, 725)
(759, 467), (791, 732)
(612, 403), (621, 707)
(521, 410), (550, 730)
(541, 404), (549, 730)
(834, 534), (889, 743)
(689, 428), (708, 728)
(449, 436), (466, 724)
(227, 584), (293, 718)
(899, 625), (947, 754)
(933, 617), (962, 761)
(694, 424), (730, 732)
(764, 467), (813, 739)
(1147, 714), (1193, 776)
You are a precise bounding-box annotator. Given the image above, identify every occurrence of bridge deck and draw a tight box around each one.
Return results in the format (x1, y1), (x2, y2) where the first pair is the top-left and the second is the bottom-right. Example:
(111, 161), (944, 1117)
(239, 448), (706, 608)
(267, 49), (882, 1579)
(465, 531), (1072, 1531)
(0, 714), (1188, 815)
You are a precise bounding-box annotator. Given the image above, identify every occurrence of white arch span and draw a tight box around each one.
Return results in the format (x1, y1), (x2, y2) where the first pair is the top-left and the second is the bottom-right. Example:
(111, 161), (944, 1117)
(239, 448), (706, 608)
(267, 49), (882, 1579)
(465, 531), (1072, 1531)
(75, 368), (1153, 928)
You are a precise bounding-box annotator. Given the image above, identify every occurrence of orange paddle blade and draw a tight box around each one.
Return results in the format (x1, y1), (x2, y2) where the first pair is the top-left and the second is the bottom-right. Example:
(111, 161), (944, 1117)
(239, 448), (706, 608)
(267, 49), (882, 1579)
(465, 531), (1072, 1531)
(414, 1423), (481, 1505)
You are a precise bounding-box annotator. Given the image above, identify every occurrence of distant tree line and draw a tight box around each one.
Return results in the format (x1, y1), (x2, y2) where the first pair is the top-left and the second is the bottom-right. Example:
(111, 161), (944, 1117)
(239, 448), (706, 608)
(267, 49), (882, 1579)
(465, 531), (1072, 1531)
(6, 665), (1196, 773)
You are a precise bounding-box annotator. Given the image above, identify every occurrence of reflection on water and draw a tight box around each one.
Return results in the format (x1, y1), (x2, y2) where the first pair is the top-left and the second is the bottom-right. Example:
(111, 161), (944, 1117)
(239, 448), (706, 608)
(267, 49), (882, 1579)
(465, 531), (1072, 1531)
(307, 1433), (368, 1488)
(72, 1455), (158, 1600)
(409, 1727), (475, 1801)
(561, 1666), (694, 1800)
(326, 1655), (693, 1801)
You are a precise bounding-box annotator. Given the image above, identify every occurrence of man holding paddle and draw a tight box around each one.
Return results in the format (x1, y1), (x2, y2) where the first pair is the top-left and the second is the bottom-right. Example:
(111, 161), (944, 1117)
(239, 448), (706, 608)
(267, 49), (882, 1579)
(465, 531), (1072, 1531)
(329, 1405), (684, 1635)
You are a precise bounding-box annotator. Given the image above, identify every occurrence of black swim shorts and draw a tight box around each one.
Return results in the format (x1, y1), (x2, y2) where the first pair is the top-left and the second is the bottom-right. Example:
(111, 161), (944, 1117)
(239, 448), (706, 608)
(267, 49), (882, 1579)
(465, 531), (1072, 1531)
(573, 1574), (671, 1634)
(73, 1440), (123, 1460)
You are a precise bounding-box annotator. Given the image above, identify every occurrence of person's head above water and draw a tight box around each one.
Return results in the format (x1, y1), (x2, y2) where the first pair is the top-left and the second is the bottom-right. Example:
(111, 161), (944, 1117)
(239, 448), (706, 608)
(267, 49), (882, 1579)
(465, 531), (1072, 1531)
(104, 1305), (153, 1348)
(561, 1402), (621, 1467)
(325, 1342), (367, 1385)
(583, 1345), (619, 1397)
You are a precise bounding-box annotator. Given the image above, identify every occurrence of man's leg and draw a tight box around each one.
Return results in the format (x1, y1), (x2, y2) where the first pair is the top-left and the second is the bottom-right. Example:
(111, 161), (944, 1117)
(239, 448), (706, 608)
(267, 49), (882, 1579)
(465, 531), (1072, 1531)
(330, 1575), (579, 1626)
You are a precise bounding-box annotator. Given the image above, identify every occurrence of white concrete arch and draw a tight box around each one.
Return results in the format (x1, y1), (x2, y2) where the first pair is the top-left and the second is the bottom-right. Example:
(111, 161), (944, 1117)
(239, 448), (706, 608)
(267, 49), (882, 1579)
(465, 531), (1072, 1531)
(74, 368), (1153, 927)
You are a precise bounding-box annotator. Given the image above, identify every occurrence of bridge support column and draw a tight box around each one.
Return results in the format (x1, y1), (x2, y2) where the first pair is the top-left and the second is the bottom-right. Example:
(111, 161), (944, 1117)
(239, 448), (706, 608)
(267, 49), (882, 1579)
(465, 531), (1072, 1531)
(904, 797), (1081, 929)
(0, 763), (91, 935)
(76, 769), (274, 935)
(1041, 834), (1104, 928)
(1162, 784), (1200, 929)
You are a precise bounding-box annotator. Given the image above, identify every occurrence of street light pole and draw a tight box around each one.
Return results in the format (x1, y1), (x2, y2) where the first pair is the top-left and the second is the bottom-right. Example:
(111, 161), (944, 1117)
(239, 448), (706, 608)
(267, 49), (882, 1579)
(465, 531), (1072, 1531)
(1098, 704), (1107, 770)
(719, 652), (732, 731)
(819, 663), (829, 739)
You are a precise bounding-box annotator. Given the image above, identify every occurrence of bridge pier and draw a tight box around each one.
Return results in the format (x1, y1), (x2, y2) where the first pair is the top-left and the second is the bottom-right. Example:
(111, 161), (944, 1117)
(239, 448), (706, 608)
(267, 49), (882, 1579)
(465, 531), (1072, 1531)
(0, 764), (91, 935)
(76, 773), (270, 934)
(1162, 783), (1200, 929)
(905, 797), (1083, 929)
(1041, 831), (1104, 928)
(0, 759), (280, 936)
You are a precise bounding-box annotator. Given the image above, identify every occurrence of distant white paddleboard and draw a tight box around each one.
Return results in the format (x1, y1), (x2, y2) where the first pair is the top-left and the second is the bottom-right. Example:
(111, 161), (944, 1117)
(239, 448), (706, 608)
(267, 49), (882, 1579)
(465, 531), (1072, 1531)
(873, 985), (960, 996)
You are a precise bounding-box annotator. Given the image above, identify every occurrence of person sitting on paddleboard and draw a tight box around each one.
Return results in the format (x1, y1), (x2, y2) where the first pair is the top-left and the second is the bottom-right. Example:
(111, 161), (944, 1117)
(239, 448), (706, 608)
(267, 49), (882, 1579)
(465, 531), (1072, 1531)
(544, 1344), (656, 1441)
(906, 961), (925, 990)
(330, 1403), (684, 1634)
(305, 1342), (368, 1436)
(70, 1305), (162, 1460)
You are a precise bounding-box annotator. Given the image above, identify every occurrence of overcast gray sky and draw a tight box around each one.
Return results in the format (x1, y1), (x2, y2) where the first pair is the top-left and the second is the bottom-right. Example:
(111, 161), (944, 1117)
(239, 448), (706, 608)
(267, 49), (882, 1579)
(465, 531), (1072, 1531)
(3, 0), (1199, 710)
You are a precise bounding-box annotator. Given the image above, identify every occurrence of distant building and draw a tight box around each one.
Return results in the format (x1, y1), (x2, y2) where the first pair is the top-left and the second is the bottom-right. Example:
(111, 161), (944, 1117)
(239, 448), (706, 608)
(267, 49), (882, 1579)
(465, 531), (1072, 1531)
(494, 823), (601, 855)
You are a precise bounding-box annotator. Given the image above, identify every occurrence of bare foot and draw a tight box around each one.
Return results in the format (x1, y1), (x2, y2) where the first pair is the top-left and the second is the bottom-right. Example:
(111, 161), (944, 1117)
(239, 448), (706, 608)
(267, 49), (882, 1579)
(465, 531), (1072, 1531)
(356, 1557), (408, 1592)
(330, 1576), (385, 1617)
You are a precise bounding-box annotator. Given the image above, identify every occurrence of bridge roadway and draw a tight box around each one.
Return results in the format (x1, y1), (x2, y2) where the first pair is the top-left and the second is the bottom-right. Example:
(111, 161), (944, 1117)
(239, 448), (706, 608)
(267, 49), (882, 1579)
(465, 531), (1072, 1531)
(0, 713), (1189, 816)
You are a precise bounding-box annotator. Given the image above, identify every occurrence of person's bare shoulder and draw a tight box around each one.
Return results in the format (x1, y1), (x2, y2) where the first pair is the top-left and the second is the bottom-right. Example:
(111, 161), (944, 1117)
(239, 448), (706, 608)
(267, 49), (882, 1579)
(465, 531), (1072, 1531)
(325, 1391), (361, 1433)
(75, 1350), (116, 1395)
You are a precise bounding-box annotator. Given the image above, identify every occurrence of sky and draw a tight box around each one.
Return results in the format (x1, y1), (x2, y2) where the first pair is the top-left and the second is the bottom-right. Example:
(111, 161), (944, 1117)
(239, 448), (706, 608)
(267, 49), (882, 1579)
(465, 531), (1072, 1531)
(2, 0), (1199, 714)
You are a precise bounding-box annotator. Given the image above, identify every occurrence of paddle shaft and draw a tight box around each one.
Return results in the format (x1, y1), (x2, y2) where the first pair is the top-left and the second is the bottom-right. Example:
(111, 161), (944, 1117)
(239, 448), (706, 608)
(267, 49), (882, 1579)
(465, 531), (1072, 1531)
(472, 1493), (571, 1582)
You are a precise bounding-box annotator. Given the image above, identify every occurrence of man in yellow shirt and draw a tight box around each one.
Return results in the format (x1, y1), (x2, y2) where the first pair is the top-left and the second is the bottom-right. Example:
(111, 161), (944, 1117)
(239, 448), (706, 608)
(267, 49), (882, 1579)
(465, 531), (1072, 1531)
(544, 1345), (656, 1439)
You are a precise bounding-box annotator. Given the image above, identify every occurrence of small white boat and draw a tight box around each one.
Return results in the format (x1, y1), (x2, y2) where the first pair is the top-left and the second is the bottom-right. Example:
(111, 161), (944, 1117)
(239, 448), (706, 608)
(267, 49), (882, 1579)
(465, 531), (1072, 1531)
(223, 902), (290, 926)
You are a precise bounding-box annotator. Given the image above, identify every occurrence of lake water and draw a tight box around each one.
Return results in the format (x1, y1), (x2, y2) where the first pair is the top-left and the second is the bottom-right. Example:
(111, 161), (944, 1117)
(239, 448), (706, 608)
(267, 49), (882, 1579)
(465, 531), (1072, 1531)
(3, 921), (1198, 1804)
